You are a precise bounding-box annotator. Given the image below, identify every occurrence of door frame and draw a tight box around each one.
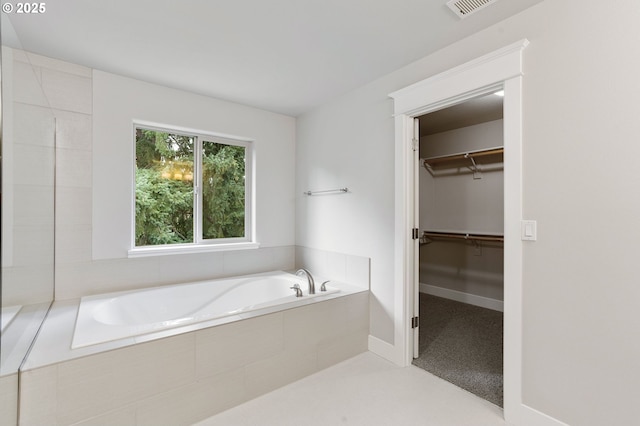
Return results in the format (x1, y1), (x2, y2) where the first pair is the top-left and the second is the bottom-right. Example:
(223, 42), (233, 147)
(389, 39), (528, 422)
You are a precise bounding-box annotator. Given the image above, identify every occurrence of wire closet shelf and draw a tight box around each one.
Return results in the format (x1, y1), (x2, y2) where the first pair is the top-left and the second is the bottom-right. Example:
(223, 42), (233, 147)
(420, 230), (504, 245)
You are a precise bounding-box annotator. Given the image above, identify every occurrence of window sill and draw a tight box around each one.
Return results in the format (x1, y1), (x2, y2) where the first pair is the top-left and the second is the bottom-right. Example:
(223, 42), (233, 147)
(127, 242), (260, 258)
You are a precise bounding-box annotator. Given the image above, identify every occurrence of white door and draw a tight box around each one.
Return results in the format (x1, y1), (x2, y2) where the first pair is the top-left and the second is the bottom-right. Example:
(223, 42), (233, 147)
(412, 118), (420, 359)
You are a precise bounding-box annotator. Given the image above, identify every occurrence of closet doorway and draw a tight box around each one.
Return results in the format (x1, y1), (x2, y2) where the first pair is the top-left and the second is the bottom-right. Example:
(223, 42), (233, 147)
(413, 92), (505, 406)
(390, 40), (527, 421)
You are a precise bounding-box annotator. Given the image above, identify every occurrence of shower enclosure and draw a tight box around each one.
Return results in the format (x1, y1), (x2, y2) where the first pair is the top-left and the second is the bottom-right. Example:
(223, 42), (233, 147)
(0, 14), (56, 425)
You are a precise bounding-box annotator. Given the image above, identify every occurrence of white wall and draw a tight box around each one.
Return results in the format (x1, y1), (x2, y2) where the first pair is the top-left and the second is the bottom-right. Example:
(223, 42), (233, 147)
(419, 120), (503, 303)
(93, 71), (296, 259)
(48, 60), (297, 300)
(296, 1), (640, 424)
(420, 119), (504, 233)
(296, 88), (396, 342)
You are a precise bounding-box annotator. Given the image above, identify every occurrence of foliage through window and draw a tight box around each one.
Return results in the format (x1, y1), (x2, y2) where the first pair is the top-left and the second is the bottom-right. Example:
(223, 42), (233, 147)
(134, 125), (251, 248)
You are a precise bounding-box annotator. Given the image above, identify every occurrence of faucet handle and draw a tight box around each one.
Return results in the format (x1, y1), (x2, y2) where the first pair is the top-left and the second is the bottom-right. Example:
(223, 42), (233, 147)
(320, 280), (330, 292)
(290, 284), (303, 297)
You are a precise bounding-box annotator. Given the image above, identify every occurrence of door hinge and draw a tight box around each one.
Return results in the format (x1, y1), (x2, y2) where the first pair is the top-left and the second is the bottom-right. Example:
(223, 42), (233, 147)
(412, 228), (419, 240)
(411, 316), (419, 329)
(411, 137), (419, 152)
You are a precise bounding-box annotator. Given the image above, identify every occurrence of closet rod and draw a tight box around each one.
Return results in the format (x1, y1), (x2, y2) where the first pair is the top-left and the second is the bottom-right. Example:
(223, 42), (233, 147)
(303, 187), (348, 196)
(422, 146), (503, 166)
(422, 231), (504, 243)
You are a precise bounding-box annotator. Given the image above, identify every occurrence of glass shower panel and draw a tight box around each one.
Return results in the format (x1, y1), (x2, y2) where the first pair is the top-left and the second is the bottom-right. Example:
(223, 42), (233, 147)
(1, 13), (56, 425)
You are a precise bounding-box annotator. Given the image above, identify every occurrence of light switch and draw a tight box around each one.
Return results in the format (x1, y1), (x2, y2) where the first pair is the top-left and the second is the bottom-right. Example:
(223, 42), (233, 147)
(521, 220), (537, 241)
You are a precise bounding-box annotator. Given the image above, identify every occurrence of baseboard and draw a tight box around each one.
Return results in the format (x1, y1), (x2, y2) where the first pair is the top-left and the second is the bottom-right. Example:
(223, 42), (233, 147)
(368, 335), (403, 366)
(419, 282), (504, 312)
(518, 404), (570, 426)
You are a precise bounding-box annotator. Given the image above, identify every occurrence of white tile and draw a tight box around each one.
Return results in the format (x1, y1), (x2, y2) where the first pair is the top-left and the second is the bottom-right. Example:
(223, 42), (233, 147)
(195, 352), (506, 426)
(295, 246), (327, 275)
(195, 313), (283, 378)
(54, 109), (92, 150)
(262, 245), (295, 270)
(1, 265), (54, 306)
(90, 258), (162, 291)
(13, 61), (48, 107)
(295, 247), (370, 288)
(11, 223), (55, 267)
(13, 184), (55, 226)
(41, 68), (92, 114)
(0, 374), (18, 426)
(156, 252), (224, 285)
(244, 344), (317, 400)
(13, 102), (56, 147)
(13, 144), (55, 186)
(55, 258), (162, 300)
(282, 296), (348, 348)
(57, 354), (119, 425)
(112, 334), (196, 407)
(135, 367), (246, 426)
(19, 365), (58, 426)
(71, 407), (136, 426)
(56, 187), (92, 226)
(56, 148), (92, 188)
(54, 261), (95, 300)
(326, 250), (347, 281)
(55, 224), (92, 263)
(317, 329), (368, 370)
(344, 291), (370, 325)
(222, 248), (274, 275)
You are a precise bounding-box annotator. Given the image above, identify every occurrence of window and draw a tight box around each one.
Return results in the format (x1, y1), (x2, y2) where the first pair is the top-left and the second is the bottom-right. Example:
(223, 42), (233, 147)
(133, 124), (254, 253)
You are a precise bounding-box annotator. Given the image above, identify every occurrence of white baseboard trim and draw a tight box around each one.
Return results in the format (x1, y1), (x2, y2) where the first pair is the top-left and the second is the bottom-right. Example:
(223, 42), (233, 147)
(518, 404), (569, 426)
(419, 282), (504, 312)
(368, 335), (403, 366)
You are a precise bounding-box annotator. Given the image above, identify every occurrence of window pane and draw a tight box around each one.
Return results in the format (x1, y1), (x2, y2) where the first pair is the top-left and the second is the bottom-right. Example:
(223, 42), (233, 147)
(202, 141), (246, 240)
(135, 128), (194, 246)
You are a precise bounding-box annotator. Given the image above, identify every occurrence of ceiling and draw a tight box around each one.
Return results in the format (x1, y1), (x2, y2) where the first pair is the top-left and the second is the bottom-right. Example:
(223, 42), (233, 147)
(3, 0), (542, 116)
(419, 91), (503, 136)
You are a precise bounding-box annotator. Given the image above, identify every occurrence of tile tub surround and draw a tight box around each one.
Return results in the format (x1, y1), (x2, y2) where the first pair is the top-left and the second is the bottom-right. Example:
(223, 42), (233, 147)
(295, 246), (370, 290)
(0, 374), (18, 426)
(19, 291), (369, 426)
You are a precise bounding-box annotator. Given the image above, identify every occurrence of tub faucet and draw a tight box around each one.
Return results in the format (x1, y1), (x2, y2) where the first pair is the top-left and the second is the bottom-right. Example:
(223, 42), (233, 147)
(290, 283), (303, 297)
(295, 268), (315, 295)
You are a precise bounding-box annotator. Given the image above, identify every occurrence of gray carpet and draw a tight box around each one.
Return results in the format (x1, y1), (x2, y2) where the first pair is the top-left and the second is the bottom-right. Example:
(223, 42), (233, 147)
(412, 293), (503, 407)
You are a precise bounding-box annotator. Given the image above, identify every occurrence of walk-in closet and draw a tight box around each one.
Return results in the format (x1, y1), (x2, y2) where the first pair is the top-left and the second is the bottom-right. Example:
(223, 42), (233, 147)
(414, 92), (505, 407)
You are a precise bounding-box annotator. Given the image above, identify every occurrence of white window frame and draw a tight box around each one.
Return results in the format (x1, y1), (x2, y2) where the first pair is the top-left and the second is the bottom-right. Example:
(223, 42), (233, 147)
(128, 122), (258, 258)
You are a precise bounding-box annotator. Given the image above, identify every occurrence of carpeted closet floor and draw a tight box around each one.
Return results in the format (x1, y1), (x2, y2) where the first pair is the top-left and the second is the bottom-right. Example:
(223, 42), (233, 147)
(412, 293), (503, 407)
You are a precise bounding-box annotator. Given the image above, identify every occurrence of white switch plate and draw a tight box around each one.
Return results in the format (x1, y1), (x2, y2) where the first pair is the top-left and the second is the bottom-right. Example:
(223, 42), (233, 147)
(521, 220), (537, 241)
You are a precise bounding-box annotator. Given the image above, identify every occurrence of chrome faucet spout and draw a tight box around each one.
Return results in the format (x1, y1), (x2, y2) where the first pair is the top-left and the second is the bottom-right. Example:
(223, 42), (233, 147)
(295, 268), (315, 295)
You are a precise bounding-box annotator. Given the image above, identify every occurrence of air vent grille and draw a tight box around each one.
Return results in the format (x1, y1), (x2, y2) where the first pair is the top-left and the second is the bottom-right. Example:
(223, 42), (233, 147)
(446, 0), (499, 19)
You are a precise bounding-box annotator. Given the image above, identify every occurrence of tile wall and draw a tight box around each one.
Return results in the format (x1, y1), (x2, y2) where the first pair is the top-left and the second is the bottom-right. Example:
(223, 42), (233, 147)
(2, 48), (57, 306)
(0, 374), (18, 425)
(19, 291), (369, 426)
(295, 246), (370, 290)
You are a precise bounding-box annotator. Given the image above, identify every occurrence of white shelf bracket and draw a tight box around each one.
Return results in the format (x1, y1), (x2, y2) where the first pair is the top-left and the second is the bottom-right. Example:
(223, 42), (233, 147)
(466, 153), (482, 179)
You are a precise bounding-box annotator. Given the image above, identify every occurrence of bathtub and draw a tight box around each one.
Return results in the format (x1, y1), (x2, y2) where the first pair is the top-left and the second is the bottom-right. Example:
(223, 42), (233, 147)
(72, 270), (339, 348)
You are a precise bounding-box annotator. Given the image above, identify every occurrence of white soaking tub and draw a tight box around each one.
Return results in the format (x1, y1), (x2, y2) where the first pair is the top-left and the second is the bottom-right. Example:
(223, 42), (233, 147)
(72, 270), (338, 348)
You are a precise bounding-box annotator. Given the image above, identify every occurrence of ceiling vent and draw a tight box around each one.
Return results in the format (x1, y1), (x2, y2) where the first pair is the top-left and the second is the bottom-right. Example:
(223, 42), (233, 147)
(446, 0), (499, 19)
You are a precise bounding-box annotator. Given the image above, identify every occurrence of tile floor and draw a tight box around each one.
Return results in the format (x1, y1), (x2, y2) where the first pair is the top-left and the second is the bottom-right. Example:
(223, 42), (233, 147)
(195, 351), (506, 426)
